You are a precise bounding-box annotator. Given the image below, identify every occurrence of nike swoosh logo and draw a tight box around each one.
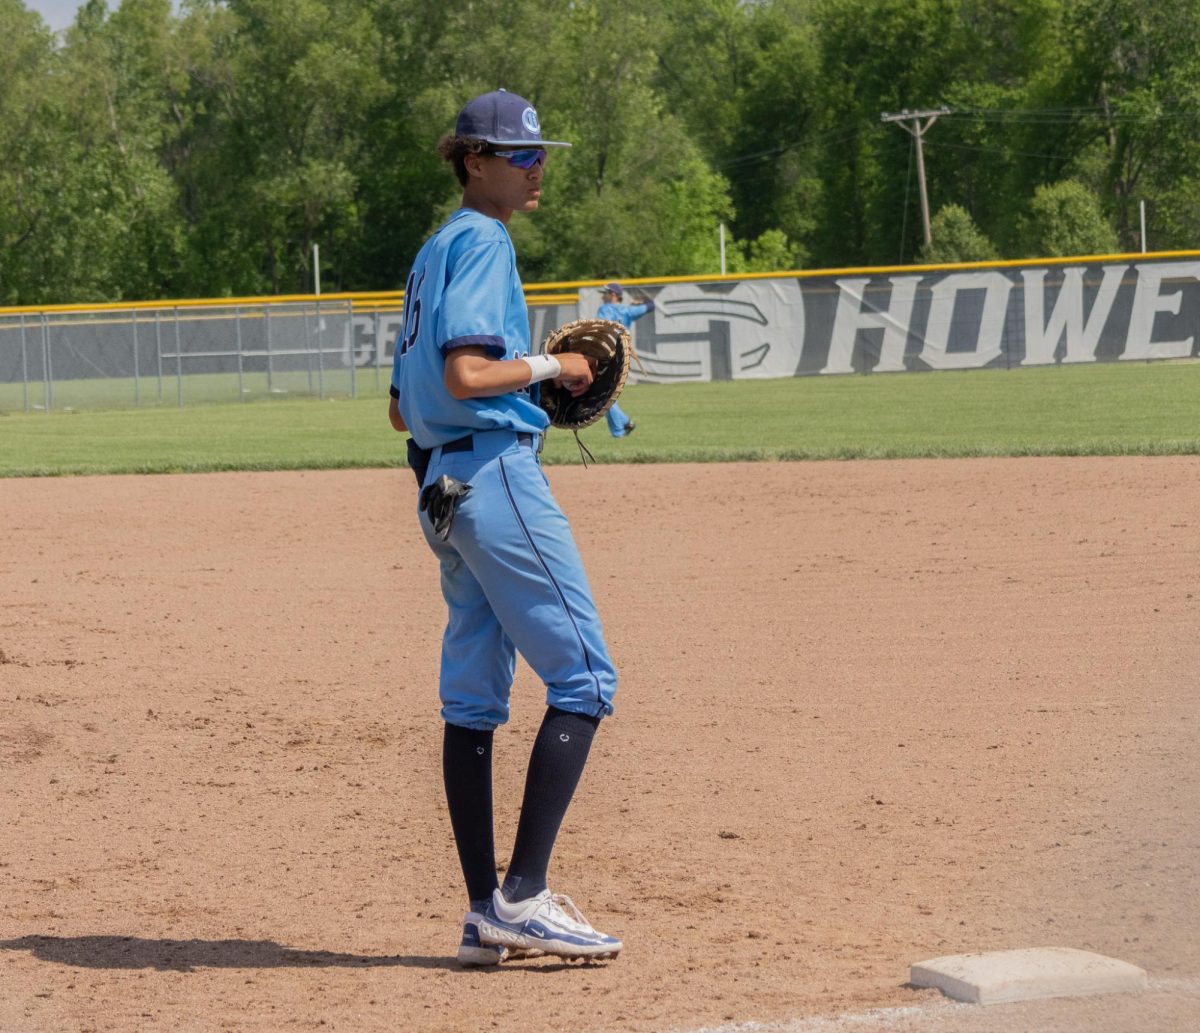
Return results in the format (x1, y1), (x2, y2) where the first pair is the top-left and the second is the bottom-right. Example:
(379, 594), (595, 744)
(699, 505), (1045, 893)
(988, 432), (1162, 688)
(531, 929), (546, 938)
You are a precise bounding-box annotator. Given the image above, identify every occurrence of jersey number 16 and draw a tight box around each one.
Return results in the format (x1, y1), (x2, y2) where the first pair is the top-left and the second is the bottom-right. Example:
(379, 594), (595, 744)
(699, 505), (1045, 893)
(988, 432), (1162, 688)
(398, 268), (425, 357)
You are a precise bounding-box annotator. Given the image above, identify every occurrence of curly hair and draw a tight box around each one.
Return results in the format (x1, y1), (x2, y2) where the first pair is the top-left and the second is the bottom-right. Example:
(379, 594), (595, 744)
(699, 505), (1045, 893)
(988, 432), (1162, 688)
(437, 134), (492, 187)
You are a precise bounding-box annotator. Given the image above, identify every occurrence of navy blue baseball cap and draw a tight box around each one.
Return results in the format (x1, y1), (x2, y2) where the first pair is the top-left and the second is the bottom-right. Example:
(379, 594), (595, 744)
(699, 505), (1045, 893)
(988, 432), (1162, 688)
(455, 89), (571, 149)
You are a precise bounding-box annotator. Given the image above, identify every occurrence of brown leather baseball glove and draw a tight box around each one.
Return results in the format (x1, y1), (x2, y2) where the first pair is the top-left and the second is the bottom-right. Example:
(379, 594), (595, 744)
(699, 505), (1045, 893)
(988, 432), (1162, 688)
(538, 318), (631, 432)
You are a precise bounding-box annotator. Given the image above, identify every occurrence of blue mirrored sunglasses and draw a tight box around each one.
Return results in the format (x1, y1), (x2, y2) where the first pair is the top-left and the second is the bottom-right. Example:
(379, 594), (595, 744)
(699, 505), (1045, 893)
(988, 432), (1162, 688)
(489, 148), (546, 169)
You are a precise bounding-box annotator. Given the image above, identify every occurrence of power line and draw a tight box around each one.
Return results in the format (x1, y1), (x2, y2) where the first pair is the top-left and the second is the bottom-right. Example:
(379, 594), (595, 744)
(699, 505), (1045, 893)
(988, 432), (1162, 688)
(697, 105), (1199, 186)
(923, 139), (1078, 162)
(943, 106), (1200, 125)
(710, 122), (870, 172)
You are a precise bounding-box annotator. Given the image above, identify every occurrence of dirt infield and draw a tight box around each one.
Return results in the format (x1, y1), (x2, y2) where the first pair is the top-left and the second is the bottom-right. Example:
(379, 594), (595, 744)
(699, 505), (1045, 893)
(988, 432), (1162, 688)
(2, 458), (1198, 1033)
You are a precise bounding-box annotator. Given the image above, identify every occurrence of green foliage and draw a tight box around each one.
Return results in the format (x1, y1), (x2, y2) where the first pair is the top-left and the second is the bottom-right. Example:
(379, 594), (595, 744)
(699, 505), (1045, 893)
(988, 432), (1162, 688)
(513, 100), (737, 280)
(4, 0), (1200, 305)
(0, 1), (60, 304)
(727, 229), (804, 273)
(1017, 179), (1119, 257)
(919, 204), (999, 264)
(1057, 0), (1200, 250)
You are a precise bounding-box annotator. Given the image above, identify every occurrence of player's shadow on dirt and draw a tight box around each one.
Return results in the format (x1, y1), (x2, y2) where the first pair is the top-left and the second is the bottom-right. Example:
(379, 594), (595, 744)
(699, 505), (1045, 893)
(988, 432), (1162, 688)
(0, 935), (460, 972)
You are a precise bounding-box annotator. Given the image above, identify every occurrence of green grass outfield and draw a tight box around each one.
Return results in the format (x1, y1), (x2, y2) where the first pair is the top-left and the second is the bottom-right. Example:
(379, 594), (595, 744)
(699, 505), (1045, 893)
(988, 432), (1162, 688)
(1, 361), (1198, 477)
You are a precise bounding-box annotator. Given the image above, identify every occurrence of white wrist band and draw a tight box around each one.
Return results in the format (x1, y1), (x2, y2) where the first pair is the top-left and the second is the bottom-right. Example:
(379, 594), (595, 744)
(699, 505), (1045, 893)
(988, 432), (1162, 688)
(521, 353), (562, 384)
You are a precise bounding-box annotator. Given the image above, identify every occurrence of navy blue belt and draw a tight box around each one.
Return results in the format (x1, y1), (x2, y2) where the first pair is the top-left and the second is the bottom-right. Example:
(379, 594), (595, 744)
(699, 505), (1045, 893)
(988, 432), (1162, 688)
(442, 432), (536, 454)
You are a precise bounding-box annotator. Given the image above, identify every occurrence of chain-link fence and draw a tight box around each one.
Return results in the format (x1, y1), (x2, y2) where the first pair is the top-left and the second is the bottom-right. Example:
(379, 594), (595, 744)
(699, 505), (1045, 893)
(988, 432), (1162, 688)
(0, 300), (368, 412)
(0, 293), (585, 413)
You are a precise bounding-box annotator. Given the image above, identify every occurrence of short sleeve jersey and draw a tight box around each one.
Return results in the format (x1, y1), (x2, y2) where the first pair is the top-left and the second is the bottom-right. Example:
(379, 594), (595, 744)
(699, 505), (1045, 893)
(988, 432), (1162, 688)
(597, 300), (652, 330)
(391, 207), (549, 448)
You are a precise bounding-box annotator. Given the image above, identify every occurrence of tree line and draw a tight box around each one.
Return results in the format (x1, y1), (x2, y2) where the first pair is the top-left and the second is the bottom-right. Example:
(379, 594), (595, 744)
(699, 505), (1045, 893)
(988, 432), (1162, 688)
(1, 0), (1196, 305)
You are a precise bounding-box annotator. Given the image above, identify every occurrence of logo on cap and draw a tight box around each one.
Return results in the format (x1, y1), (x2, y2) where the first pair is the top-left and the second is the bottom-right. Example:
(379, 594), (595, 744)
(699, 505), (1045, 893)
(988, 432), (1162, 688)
(522, 107), (541, 135)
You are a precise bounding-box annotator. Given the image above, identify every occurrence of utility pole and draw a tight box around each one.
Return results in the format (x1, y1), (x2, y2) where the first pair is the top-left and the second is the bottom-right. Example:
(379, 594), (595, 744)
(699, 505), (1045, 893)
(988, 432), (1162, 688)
(881, 107), (950, 249)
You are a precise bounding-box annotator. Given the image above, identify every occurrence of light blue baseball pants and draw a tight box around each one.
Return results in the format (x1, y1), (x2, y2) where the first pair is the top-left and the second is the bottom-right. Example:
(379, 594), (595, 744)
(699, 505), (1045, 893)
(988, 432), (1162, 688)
(605, 402), (632, 437)
(417, 429), (617, 730)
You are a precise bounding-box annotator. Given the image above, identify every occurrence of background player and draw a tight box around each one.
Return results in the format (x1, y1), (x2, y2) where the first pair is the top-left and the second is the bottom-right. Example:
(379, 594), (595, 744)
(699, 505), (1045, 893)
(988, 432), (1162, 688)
(387, 88), (622, 965)
(596, 282), (654, 437)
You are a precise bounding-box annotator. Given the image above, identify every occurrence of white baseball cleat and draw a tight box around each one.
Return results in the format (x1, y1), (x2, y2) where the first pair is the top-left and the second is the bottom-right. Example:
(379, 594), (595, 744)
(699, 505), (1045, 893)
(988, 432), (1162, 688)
(478, 888), (621, 961)
(457, 910), (507, 966)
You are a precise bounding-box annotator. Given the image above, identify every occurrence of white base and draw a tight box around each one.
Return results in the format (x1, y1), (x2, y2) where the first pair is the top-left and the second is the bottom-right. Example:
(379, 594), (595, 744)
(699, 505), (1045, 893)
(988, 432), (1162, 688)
(911, 947), (1147, 1005)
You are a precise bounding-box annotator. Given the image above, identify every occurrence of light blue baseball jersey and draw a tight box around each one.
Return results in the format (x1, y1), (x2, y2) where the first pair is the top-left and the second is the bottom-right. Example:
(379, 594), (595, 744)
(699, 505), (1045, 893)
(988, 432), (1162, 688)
(394, 206), (617, 731)
(391, 207), (550, 448)
(597, 300), (652, 330)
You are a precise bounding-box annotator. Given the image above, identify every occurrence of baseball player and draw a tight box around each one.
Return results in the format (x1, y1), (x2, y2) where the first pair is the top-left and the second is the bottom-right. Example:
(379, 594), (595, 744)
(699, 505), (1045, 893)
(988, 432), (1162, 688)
(596, 282), (654, 437)
(387, 88), (622, 964)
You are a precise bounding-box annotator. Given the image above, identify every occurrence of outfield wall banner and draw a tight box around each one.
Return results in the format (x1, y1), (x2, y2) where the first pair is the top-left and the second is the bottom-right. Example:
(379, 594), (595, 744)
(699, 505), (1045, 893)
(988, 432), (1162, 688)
(5, 255), (1200, 411)
(350, 256), (1200, 381)
(549, 257), (1200, 382)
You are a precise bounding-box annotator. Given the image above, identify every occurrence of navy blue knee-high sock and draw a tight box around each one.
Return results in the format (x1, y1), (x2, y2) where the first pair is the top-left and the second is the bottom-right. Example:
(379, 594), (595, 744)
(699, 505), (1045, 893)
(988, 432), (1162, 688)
(502, 707), (601, 903)
(442, 723), (498, 906)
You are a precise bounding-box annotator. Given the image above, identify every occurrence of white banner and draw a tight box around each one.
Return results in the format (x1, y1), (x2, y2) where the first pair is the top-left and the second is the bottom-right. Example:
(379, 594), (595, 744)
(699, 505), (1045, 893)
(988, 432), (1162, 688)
(315, 256), (1200, 381)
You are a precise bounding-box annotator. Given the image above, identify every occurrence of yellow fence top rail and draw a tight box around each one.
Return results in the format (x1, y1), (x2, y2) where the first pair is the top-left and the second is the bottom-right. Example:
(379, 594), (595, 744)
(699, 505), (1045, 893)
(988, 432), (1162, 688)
(531, 249), (1200, 291)
(2, 249), (1198, 317)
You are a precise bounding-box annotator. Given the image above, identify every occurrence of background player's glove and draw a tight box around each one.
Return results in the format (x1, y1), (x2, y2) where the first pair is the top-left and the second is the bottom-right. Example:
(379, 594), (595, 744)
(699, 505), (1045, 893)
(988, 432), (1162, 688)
(538, 318), (631, 432)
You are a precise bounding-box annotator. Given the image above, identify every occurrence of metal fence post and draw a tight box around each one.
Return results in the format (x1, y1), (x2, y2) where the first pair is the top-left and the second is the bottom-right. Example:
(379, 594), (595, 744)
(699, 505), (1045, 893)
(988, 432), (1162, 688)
(235, 305), (245, 401)
(265, 306), (274, 393)
(348, 302), (357, 399)
(41, 313), (51, 413)
(132, 310), (141, 405)
(315, 300), (325, 399)
(155, 310), (164, 402)
(302, 305), (314, 394)
(374, 310), (382, 392)
(19, 314), (30, 412)
(174, 307), (184, 407)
